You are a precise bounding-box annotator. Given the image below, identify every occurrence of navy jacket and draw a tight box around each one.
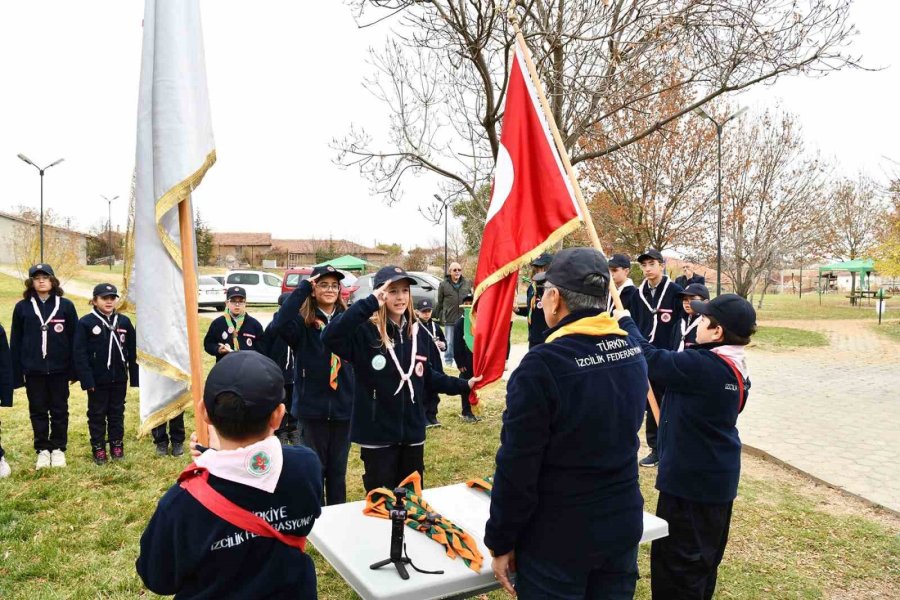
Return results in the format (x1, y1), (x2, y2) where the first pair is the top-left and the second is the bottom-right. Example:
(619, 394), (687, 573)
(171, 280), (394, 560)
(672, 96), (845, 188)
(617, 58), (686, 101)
(628, 276), (683, 349)
(417, 317), (445, 373)
(515, 283), (548, 346)
(10, 292), (78, 385)
(0, 326), (12, 407)
(452, 316), (473, 375)
(675, 273), (706, 288)
(270, 281), (354, 421)
(608, 282), (638, 314)
(671, 314), (702, 351)
(485, 309), (648, 565)
(621, 316), (748, 503)
(322, 295), (469, 446)
(203, 313), (265, 362)
(136, 445), (322, 599)
(73, 311), (139, 390)
(260, 321), (295, 387)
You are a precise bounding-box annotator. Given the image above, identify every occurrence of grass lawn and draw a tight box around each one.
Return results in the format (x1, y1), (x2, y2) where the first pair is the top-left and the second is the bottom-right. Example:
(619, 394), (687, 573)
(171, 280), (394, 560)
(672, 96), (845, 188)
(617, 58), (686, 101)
(1, 272), (898, 598)
(750, 326), (830, 352)
(753, 292), (897, 321)
(870, 321), (900, 342)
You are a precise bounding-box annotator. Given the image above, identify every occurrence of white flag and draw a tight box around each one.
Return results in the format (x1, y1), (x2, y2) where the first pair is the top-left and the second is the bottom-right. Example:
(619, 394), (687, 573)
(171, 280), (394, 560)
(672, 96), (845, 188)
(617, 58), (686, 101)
(133, 0), (215, 435)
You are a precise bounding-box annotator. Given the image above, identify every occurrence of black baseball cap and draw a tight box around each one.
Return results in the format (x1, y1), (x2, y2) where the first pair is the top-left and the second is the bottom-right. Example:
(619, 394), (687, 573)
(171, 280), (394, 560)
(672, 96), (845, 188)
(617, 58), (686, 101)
(690, 294), (757, 338)
(544, 248), (610, 297)
(531, 252), (553, 267)
(226, 286), (247, 300)
(204, 352), (285, 419)
(29, 263), (55, 277)
(416, 298), (434, 311)
(609, 254), (631, 269)
(311, 265), (345, 280)
(637, 249), (664, 263)
(93, 283), (119, 298)
(461, 291), (474, 304)
(373, 265), (417, 289)
(677, 283), (710, 301)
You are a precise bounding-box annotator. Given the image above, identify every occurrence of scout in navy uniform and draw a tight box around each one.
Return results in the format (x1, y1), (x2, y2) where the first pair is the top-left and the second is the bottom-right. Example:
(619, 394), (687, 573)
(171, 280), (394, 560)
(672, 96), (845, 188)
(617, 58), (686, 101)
(73, 284), (139, 464)
(322, 265), (477, 493)
(136, 351), (322, 600)
(452, 292), (481, 423)
(629, 248), (683, 468)
(271, 265), (355, 506)
(673, 283), (710, 352)
(514, 252), (552, 348)
(414, 298), (446, 428)
(10, 264), (78, 470)
(0, 321), (13, 478)
(486, 248), (648, 599)
(606, 253), (637, 314)
(203, 286), (265, 362)
(617, 294), (755, 600)
(261, 293), (300, 446)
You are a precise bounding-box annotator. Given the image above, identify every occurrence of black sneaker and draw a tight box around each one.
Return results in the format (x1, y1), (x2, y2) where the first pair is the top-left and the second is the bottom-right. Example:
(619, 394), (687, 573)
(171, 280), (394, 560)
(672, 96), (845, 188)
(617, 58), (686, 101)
(639, 450), (659, 468)
(461, 414), (478, 423)
(92, 446), (108, 465)
(110, 442), (125, 461)
(171, 442), (185, 457)
(155, 442), (169, 457)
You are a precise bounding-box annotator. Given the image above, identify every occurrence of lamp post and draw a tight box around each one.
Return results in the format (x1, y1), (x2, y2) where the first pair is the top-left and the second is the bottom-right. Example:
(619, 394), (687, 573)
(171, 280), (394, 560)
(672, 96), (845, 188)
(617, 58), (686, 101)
(694, 107), (746, 296)
(17, 154), (65, 263)
(101, 195), (120, 270)
(434, 193), (449, 274)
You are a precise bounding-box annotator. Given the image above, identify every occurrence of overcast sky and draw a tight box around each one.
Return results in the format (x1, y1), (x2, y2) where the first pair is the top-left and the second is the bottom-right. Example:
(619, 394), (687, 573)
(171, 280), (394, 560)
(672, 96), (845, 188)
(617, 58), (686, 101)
(1, 1), (897, 251)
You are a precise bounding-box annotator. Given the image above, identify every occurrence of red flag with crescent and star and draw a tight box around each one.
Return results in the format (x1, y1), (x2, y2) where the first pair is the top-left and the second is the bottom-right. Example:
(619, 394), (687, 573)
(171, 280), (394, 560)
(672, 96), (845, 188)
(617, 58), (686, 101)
(469, 44), (582, 406)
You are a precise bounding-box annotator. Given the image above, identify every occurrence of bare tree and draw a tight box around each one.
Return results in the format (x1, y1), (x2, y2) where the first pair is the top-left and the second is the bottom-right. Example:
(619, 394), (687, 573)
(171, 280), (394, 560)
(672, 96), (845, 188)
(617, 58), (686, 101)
(827, 174), (889, 293)
(336, 0), (858, 213)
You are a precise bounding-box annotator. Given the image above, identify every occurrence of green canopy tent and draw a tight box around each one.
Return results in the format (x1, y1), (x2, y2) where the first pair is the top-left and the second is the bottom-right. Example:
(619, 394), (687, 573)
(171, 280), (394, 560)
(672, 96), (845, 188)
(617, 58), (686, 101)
(314, 254), (373, 272)
(817, 258), (875, 305)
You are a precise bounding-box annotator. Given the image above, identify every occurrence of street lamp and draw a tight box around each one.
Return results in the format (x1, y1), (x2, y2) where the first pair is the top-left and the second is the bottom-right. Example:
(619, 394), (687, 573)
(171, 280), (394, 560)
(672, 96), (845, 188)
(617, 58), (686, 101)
(17, 153), (65, 263)
(694, 106), (747, 296)
(101, 194), (120, 270)
(434, 193), (449, 274)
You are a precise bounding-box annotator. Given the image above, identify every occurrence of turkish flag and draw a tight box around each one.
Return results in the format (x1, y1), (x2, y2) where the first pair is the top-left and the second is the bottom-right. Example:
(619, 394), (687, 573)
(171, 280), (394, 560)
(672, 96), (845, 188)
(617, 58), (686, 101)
(470, 44), (581, 404)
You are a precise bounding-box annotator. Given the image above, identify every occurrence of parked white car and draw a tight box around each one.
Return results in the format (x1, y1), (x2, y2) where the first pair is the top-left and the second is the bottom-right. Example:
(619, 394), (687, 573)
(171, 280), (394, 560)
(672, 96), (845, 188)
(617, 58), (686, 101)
(225, 270), (283, 304)
(198, 276), (226, 311)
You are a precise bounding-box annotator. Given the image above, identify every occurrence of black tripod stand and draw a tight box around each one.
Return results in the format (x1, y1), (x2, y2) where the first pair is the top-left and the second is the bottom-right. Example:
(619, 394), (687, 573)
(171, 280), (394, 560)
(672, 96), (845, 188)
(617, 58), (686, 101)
(370, 487), (412, 579)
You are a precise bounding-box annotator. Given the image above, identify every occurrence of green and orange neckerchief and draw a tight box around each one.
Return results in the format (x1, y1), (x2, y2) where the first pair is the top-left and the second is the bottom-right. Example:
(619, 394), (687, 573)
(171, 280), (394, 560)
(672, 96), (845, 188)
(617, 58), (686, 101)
(224, 311), (246, 349)
(315, 312), (341, 391)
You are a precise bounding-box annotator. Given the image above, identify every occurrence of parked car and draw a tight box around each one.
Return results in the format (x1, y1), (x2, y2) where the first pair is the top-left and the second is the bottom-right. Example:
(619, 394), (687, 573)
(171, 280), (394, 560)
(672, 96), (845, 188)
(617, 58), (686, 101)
(209, 274), (226, 286)
(224, 270), (283, 304)
(349, 271), (440, 308)
(198, 276), (226, 311)
(282, 267), (359, 303)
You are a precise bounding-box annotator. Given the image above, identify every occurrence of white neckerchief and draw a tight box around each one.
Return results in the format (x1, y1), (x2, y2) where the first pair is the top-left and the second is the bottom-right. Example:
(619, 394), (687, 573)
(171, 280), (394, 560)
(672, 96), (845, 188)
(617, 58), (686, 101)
(93, 309), (126, 369)
(607, 279), (635, 313)
(677, 315), (701, 352)
(195, 436), (284, 493)
(710, 344), (749, 379)
(386, 320), (419, 402)
(285, 346), (293, 371)
(419, 319), (442, 350)
(638, 277), (671, 343)
(30, 295), (61, 358)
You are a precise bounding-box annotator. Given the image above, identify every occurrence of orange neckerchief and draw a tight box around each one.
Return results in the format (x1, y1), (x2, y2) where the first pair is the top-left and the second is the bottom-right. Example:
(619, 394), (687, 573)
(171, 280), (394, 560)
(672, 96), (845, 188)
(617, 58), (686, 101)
(465, 475), (493, 496)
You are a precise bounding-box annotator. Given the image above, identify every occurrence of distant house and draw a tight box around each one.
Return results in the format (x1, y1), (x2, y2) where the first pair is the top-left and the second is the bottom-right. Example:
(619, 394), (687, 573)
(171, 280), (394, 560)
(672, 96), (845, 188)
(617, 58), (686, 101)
(211, 232), (272, 266)
(210, 232), (387, 268)
(0, 211), (89, 265)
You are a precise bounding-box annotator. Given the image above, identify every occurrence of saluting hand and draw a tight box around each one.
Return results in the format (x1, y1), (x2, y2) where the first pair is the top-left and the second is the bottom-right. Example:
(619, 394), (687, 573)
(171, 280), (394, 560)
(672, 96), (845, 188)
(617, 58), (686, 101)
(492, 550), (517, 596)
(374, 281), (391, 307)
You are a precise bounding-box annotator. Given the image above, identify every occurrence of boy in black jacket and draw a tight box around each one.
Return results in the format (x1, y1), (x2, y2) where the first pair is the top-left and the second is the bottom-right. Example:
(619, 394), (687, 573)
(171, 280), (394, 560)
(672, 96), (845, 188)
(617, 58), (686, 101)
(453, 293), (480, 423)
(73, 284), (139, 464)
(514, 253), (552, 348)
(617, 294), (755, 599)
(203, 286), (265, 362)
(0, 322), (13, 478)
(415, 298), (446, 427)
(136, 351), (322, 599)
(672, 283), (710, 352)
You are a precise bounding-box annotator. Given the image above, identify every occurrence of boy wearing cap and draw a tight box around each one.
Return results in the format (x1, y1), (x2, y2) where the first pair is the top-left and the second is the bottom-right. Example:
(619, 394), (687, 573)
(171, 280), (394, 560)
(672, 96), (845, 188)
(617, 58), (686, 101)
(73, 283), (139, 464)
(673, 283), (710, 352)
(10, 264), (78, 469)
(453, 292), (481, 423)
(630, 249), (683, 468)
(616, 294), (755, 599)
(607, 253), (637, 314)
(137, 351), (322, 599)
(260, 293), (299, 445)
(514, 253), (552, 348)
(203, 286), (265, 363)
(415, 298), (446, 427)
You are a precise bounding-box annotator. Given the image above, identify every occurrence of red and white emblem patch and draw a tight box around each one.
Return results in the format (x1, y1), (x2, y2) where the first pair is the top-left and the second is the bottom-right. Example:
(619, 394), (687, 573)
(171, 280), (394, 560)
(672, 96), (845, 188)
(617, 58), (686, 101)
(414, 362), (425, 377)
(660, 313), (671, 323)
(53, 323), (64, 333)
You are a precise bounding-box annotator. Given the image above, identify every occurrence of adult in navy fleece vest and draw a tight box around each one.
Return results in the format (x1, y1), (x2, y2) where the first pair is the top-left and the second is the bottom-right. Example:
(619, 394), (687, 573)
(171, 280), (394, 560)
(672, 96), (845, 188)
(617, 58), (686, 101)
(414, 298), (446, 427)
(629, 249), (683, 467)
(617, 294), (755, 600)
(0, 323), (13, 478)
(486, 248), (648, 600)
(137, 351), (322, 600)
(73, 284), (139, 464)
(261, 293), (300, 446)
(514, 252), (552, 348)
(322, 265), (474, 493)
(203, 286), (265, 362)
(271, 266), (355, 505)
(10, 264), (77, 469)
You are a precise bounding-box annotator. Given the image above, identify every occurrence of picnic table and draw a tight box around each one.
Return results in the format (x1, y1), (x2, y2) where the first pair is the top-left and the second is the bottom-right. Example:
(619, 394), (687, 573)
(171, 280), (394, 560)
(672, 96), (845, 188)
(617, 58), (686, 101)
(846, 290), (892, 306)
(309, 482), (669, 600)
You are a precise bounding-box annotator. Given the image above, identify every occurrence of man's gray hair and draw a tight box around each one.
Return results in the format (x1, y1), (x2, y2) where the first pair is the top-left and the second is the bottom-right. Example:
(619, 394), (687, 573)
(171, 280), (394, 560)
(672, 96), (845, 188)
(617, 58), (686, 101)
(544, 281), (607, 312)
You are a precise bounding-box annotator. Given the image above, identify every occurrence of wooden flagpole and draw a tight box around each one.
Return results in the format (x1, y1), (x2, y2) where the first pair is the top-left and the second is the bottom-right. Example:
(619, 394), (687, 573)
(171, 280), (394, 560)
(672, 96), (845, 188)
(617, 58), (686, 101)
(178, 197), (209, 446)
(508, 10), (661, 424)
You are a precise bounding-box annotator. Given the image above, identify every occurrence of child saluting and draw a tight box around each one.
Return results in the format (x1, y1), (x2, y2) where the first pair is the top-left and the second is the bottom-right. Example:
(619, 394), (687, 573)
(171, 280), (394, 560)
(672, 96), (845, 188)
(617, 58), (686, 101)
(204, 286), (264, 362)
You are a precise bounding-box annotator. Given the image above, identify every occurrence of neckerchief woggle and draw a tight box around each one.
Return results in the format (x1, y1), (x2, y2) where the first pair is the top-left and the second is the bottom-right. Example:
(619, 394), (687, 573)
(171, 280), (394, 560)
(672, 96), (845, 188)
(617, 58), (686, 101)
(607, 279), (635, 313)
(638, 277), (671, 343)
(30, 295), (61, 359)
(678, 315), (701, 352)
(92, 309), (126, 369)
(386, 320), (419, 402)
(224, 311), (245, 349)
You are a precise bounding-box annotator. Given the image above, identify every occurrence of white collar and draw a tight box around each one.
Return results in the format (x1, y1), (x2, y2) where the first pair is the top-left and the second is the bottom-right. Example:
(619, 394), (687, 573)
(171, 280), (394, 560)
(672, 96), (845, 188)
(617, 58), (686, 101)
(710, 345), (749, 379)
(195, 436), (284, 493)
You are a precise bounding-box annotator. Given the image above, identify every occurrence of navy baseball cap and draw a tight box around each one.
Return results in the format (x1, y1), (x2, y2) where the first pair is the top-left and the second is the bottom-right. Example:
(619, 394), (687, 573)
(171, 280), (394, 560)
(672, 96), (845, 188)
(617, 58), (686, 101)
(226, 286), (247, 300)
(544, 248), (610, 297)
(373, 265), (417, 289)
(29, 263), (55, 277)
(691, 294), (757, 338)
(311, 264), (344, 280)
(204, 352), (285, 419)
(609, 254), (631, 269)
(416, 298), (434, 311)
(677, 283), (710, 301)
(93, 283), (119, 298)
(637, 249), (664, 263)
(531, 252), (553, 267)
